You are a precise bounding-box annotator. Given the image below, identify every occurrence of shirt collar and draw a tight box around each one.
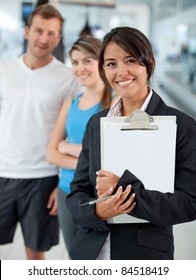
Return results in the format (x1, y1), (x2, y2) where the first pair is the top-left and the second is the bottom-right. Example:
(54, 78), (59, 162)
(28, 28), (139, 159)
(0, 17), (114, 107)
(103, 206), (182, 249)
(107, 89), (153, 117)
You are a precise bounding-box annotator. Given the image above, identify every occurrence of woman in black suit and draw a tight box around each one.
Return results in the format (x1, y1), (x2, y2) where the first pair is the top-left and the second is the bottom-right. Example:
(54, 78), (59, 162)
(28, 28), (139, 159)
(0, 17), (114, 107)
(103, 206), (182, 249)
(66, 27), (196, 260)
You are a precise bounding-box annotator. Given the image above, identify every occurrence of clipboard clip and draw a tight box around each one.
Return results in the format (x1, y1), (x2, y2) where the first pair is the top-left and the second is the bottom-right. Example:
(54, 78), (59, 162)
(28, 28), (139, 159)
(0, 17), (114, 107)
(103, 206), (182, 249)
(121, 109), (159, 130)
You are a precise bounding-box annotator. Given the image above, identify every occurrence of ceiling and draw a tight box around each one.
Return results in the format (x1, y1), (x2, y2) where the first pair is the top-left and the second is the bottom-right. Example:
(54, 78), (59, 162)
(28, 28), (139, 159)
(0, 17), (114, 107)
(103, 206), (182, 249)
(58, 0), (153, 7)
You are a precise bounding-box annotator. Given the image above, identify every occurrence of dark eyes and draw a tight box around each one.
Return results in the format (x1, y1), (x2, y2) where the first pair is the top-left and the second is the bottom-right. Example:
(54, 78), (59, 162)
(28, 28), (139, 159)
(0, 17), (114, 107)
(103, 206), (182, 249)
(71, 58), (94, 66)
(35, 28), (56, 38)
(105, 58), (137, 68)
(105, 62), (115, 67)
(84, 59), (92, 64)
(71, 61), (78, 66)
(35, 28), (42, 34)
(127, 58), (137, 64)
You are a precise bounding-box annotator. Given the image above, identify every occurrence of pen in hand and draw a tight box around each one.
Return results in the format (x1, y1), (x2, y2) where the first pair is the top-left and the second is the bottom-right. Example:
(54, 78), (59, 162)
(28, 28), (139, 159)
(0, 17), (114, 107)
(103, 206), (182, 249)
(79, 195), (114, 207)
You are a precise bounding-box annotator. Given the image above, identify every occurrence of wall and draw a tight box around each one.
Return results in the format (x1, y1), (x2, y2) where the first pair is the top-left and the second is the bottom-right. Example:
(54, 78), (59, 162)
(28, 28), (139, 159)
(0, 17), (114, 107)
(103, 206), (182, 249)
(0, 0), (150, 61)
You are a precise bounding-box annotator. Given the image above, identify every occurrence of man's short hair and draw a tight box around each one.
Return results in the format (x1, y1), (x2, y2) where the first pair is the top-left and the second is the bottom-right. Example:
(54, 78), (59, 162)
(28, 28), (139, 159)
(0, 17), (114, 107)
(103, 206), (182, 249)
(27, 4), (64, 32)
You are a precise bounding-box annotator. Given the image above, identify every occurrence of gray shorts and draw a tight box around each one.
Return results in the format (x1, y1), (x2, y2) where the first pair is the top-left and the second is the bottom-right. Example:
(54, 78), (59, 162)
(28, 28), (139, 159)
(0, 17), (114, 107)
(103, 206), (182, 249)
(0, 176), (59, 252)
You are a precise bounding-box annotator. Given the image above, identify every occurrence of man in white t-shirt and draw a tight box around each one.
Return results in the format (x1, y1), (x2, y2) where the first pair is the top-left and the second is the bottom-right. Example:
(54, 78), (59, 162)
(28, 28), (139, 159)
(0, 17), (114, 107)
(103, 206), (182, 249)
(0, 4), (80, 260)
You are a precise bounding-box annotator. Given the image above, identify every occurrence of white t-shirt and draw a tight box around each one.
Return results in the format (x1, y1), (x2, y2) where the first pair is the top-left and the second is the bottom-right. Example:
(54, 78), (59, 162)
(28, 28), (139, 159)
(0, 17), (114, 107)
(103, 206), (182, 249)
(0, 56), (81, 178)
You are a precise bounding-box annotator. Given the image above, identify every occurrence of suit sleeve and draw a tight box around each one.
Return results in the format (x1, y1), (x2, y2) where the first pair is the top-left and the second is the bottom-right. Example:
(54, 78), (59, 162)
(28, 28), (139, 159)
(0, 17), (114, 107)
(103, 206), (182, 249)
(116, 114), (196, 226)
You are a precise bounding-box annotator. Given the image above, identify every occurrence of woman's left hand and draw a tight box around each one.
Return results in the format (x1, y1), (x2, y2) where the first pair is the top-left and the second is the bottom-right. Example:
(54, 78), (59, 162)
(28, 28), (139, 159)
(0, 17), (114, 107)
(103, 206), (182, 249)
(58, 140), (68, 154)
(95, 185), (136, 220)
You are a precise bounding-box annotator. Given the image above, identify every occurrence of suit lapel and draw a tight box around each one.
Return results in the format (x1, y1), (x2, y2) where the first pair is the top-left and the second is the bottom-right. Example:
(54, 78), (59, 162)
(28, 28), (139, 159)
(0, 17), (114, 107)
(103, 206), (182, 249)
(146, 91), (168, 115)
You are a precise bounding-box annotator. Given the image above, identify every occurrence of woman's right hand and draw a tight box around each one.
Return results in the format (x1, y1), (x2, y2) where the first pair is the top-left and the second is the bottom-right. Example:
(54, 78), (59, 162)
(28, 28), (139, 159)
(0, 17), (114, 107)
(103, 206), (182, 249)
(96, 169), (120, 196)
(95, 185), (136, 220)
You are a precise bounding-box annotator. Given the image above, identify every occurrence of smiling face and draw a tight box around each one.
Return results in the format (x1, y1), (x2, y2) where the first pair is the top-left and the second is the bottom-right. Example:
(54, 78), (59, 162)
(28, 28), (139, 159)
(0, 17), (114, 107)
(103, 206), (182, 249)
(103, 42), (148, 101)
(25, 15), (61, 63)
(70, 49), (100, 88)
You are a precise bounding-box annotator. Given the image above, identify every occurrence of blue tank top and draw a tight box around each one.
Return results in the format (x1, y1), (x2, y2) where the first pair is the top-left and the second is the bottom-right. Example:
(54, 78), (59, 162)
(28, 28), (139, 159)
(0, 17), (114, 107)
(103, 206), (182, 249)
(58, 93), (102, 193)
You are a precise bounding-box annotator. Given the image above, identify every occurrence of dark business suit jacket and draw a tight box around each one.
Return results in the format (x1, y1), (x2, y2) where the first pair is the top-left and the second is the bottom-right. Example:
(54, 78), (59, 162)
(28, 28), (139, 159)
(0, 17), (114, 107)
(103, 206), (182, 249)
(66, 91), (196, 260)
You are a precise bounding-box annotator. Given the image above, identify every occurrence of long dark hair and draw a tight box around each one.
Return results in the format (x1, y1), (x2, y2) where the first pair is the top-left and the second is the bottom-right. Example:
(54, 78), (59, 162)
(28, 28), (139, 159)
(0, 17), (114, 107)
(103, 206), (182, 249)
(98, 27), (155, 88)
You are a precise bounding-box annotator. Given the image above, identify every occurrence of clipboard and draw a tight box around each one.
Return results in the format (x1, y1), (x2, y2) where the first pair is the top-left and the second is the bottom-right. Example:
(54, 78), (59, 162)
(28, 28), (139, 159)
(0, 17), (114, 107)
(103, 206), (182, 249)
(101, 109), (177, 223)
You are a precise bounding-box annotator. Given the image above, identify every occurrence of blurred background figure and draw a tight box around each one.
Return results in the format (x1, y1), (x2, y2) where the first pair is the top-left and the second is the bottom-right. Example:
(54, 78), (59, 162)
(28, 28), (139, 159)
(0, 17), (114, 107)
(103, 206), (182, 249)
(0, 4), (80, 260)
(47, 35), (112, 258)
(22, 0), (65, 62)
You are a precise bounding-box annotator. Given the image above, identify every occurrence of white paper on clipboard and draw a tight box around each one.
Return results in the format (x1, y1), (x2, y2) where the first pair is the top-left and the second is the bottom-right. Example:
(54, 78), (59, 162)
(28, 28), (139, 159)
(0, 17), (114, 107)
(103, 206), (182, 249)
(101, 110), (177, 223)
